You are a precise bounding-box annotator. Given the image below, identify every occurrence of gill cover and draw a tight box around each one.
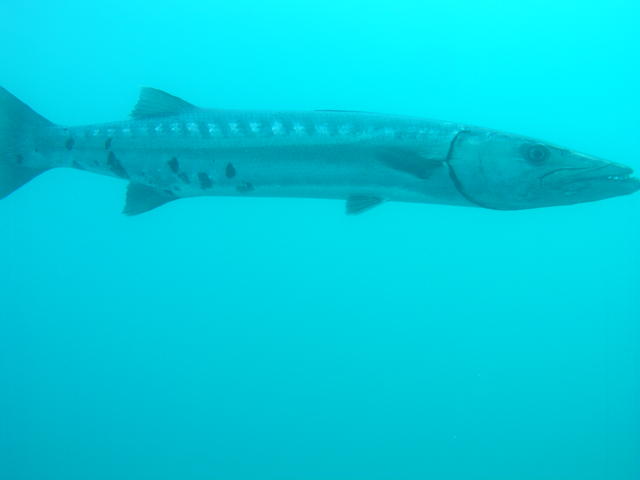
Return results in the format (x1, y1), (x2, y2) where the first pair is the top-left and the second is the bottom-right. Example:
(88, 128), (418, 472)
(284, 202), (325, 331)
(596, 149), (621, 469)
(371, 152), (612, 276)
(447, 130), (550, 210)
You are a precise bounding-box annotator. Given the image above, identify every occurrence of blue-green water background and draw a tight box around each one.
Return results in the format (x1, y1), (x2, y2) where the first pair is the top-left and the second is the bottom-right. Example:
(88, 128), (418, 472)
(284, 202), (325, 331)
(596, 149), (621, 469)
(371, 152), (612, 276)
(1, 1), (639, 478)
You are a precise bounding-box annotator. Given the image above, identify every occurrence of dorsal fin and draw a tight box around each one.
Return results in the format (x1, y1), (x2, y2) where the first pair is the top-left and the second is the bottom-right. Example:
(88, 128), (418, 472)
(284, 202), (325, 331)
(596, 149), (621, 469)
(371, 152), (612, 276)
(346, 195), (384, 214)
(123, 182), (177, 215)
(130, 88), (197, 119)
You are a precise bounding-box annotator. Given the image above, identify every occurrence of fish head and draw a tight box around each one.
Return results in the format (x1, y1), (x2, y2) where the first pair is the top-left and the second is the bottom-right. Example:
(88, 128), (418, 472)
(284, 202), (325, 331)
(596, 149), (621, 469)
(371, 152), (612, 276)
(447, 129), (640, 209)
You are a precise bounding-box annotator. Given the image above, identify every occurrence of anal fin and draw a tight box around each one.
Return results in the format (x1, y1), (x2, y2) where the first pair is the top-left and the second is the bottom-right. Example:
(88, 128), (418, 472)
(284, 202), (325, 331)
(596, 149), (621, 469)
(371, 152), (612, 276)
(346, 195), (384, 215)
(124, 182), (176, 215)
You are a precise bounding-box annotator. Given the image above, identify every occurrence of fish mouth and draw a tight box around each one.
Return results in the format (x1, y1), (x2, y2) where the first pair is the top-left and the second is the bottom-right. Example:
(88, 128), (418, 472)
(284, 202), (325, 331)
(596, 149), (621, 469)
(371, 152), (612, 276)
(540, 162), (640, 201)
(542, 163), (639, 189)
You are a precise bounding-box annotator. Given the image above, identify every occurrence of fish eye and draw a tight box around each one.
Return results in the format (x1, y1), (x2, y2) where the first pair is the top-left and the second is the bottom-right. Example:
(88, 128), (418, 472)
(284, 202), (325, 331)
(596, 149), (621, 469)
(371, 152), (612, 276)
(523, 144), (550, 165)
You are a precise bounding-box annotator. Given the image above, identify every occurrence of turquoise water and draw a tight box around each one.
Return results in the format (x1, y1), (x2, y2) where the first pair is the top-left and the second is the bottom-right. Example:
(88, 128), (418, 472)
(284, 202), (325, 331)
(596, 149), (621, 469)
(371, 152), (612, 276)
(1, 1), (639, 478)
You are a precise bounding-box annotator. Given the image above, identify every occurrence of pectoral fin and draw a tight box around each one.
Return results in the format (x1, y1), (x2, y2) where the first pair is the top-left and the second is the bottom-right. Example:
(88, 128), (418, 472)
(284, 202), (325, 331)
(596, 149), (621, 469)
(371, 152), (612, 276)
(377, 148), (443, 179)
(346, 195), (384, 214)
(123, 182), (176, 215)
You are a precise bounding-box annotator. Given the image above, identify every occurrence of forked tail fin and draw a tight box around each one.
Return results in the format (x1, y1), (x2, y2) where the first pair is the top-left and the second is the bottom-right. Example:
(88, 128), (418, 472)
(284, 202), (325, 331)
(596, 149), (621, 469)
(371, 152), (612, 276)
(0, 87), (54, 198)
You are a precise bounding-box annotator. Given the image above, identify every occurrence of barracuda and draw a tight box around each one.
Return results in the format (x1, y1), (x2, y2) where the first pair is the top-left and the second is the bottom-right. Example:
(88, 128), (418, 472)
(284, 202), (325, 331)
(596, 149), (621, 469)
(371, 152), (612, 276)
(1, 87), (638, 214)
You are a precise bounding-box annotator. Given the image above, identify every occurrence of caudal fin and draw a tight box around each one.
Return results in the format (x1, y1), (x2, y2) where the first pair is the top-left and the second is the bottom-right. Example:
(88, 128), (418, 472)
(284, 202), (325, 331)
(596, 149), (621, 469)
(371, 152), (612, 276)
(0, 87), (53, 198)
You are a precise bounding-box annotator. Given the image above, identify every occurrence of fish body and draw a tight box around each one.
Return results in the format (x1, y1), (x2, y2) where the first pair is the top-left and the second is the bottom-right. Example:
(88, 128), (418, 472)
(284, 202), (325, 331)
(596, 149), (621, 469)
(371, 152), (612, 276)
(1, 87), (638, 214)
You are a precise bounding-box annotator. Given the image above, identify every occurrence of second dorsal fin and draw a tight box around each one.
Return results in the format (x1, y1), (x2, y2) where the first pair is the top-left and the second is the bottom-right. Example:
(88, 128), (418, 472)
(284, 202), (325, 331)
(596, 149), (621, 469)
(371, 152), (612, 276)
(131, 87), (198, 119)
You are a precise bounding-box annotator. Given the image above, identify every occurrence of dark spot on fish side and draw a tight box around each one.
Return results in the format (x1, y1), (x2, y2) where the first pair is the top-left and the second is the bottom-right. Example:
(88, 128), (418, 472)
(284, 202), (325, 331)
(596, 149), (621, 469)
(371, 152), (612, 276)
(178, 172), (190, 184)
(198, 172), (213, 189)
(65, 138), (75, 150)
(225, 163), (236, 178)
(107, 151), (129, 179)
(72, 160), (85, 170)
(236, 182), (254, 192)
(105, 137), (113, 150)
(168, 157), (179, 174)
(15, 154), (24, 164)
